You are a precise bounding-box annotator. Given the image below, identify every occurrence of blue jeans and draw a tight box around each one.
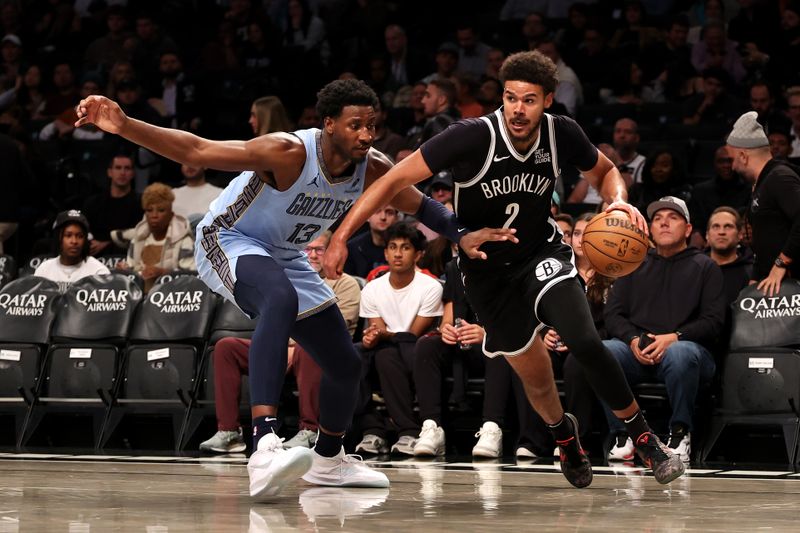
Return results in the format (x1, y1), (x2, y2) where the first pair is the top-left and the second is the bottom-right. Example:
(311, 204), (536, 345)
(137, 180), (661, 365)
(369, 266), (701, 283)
(603, 338), (716, 433)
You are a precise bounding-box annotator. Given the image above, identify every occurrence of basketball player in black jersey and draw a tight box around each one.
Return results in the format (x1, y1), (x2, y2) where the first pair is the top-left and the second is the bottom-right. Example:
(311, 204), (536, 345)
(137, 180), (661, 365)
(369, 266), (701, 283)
(326, 51), (685, 487)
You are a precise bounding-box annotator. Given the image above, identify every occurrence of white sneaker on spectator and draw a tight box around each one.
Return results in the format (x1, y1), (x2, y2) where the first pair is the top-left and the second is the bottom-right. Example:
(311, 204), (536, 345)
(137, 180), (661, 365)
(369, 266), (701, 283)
(472, 421), (503, 458)
(553, 446), (560, 458)
(355, 434), (389, 455)
(668, 432), (692, 463)
(608, 434), (635, 461)
(391, 435), (417, 456)
(414, 420), (445, 456)
(284, 429), (318, 449)
(248, 433), (313, 500)
(200, 428), (246, 453)
(302, 447), (390, 488)
(515, 446), (537, 459)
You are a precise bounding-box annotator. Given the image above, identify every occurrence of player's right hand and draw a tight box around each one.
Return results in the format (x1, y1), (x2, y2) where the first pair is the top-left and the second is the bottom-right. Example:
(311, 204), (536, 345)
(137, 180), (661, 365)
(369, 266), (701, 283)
(74, 95), (127, 134)
(459, 227), (518, 260)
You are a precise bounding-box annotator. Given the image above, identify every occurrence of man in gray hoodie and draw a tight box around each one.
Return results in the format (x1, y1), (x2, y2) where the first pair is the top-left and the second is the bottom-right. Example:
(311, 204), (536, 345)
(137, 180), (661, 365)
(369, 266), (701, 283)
(602, 196), (725, 464)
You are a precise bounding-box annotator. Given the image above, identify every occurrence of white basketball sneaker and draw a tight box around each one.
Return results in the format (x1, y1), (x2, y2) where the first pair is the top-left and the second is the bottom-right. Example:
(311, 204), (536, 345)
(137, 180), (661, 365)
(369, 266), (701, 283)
(302, 447), (390, 488)
(414, 419), (446, 456)
(472, 421), (503, 458)
(248, 432), (313, 500)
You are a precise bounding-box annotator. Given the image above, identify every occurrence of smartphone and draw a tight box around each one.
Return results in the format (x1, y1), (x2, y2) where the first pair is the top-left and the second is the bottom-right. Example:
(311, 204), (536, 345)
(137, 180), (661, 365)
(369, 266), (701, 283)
(638, 333), (655, 351)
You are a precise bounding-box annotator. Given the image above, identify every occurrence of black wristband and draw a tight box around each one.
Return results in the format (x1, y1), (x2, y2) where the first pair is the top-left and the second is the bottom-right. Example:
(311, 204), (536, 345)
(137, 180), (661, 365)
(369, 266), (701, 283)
(415, 195), (471, 243)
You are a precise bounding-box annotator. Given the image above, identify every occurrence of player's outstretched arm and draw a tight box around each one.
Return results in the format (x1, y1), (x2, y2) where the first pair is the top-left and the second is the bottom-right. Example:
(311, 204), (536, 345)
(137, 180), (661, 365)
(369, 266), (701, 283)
(74, 95), (300, 174)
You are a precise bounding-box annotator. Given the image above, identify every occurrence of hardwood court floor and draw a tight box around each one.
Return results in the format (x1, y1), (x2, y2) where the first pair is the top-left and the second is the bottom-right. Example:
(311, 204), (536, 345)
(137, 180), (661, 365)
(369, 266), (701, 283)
(0, 455), (798, 532)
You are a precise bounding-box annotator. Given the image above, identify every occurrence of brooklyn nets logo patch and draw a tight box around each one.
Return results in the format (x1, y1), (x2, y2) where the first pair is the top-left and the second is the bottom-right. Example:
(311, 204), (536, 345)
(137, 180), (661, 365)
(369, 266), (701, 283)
(535, 258), (562, 281)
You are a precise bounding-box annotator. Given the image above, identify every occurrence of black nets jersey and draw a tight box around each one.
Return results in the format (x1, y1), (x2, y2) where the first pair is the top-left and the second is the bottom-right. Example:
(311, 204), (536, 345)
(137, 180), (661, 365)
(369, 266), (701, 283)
(420, 109), (598, 272)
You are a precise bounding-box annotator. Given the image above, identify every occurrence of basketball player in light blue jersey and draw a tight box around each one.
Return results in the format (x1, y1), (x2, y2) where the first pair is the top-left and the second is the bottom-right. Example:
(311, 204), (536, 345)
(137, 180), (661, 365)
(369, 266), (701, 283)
(76, 79), (516, 499)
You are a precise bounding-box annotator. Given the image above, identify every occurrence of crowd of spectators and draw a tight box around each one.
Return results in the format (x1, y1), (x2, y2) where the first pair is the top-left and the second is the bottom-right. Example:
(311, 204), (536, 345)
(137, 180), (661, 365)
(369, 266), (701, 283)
(1, 0), (800, 458)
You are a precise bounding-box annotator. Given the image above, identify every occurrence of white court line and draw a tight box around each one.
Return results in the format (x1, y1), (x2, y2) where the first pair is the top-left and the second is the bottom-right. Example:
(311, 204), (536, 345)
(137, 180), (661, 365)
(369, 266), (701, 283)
(445, 463), (514, 468)
(504, 464), (560, 471)
(716, 470), (792, 476)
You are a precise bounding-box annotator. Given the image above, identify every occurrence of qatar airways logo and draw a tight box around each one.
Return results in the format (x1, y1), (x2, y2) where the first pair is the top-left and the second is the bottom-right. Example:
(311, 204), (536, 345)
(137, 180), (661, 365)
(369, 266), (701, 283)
(740, 294), (800, 319)
(149, 290), (204, 313)
(0, 293), (48, 316)
(76, 289), (130, 312)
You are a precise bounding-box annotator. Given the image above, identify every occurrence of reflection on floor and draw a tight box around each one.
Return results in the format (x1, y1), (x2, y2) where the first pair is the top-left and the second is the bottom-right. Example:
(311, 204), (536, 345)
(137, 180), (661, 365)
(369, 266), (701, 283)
(1, 454), (798, 532)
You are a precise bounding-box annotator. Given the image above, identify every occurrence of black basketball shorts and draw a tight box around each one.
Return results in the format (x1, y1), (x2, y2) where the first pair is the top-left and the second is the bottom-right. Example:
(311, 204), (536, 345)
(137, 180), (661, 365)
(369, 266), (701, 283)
(461, 240), (577, 357)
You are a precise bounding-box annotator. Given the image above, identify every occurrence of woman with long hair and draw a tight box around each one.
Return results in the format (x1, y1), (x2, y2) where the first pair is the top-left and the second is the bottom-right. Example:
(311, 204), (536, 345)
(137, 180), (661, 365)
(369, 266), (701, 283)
(248, 95), (293, 137)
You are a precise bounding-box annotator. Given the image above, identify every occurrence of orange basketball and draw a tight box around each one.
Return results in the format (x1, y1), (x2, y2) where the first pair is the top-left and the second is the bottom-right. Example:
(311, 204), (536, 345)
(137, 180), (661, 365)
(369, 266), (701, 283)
(581, 211), (649, 278)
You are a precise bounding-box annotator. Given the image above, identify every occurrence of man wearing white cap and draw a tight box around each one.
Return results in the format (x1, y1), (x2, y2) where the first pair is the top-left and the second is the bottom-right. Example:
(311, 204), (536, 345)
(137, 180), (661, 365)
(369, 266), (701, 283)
(726, 111), (800, 295)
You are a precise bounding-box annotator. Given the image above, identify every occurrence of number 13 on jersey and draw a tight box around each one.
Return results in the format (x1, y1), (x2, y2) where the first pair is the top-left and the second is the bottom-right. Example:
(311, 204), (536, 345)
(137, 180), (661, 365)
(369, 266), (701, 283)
(287, 223), (321, 245)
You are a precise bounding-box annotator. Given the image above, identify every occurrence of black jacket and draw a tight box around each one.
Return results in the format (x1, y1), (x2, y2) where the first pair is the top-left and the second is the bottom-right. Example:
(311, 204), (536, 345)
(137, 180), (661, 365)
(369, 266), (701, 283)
(605, 247), (725, 350)
(749, 159), (800, 280)
(704, 248), (753, 306)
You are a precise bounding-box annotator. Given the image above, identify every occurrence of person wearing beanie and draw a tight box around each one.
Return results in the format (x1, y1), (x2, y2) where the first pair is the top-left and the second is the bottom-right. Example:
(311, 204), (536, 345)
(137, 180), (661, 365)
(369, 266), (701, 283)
(726, 111), (800, 295)
(34, 210), (110, 290)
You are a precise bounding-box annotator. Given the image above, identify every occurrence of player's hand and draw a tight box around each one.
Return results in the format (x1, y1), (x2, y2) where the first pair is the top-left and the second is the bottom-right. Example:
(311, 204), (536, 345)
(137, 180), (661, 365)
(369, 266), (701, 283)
(323, 235), (348, 279)
(74, 95), (128, 133)
(757, 265), (786, 297)
(459, 227), (518, 260)
(606, 200), (649, 236)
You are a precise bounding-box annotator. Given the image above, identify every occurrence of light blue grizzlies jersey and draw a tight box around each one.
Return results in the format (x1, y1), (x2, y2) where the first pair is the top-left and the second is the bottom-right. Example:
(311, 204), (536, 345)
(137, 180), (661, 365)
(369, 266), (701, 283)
(195, 128), (368, 317)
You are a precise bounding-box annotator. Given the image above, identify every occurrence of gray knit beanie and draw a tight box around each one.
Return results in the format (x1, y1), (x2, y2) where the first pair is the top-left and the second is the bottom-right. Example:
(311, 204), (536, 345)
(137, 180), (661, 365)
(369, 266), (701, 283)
(726, 111), (769, 148)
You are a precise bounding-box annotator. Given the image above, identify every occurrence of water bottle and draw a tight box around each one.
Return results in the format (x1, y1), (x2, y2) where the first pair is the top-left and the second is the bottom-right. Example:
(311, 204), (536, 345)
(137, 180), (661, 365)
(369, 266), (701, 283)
(454, 317), (471, 351)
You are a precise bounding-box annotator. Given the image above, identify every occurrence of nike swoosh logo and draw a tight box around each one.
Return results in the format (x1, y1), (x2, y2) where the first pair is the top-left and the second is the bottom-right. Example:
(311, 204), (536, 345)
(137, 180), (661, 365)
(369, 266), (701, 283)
(493, 155), (510, 162)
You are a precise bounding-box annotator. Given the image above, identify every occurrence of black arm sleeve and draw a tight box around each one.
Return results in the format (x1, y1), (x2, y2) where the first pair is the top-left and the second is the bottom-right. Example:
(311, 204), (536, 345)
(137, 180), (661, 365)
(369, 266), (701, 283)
(552, 114), (599, 172)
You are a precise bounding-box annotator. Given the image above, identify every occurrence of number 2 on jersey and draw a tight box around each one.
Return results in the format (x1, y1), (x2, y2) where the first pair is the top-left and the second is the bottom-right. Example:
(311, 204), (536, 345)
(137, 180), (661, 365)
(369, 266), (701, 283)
(503, 203), (520, 229)
(287, 223), (321, 245)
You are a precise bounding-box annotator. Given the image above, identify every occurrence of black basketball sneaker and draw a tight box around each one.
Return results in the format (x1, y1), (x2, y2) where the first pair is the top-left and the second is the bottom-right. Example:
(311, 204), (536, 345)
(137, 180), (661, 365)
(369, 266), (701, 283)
(556, 413), (593, 489)
(634, 431), (686, 484)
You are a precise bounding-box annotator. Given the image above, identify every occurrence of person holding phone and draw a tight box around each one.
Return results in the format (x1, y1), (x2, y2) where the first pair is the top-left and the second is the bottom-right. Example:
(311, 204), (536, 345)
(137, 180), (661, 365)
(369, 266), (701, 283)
(601, 196), (725, 464)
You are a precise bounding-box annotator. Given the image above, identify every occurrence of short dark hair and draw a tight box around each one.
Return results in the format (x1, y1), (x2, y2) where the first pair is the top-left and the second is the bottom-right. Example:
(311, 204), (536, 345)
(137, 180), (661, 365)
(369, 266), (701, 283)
(428, 78), (457, 107)
(499, 51), (558, 95)
(108, 153), (133, 168)
(554, 213), (574, 228)
(385, 222), (427, 252)
(316, 79), (379, 120)
(709, 206), (743, 230)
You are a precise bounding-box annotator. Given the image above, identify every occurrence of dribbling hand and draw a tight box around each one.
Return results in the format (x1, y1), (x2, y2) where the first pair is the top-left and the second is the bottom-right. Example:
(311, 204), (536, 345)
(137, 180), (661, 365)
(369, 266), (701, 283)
(605, 201), (649, 236)
(74, 95), (127, 134)
(459, 227), (518, 260)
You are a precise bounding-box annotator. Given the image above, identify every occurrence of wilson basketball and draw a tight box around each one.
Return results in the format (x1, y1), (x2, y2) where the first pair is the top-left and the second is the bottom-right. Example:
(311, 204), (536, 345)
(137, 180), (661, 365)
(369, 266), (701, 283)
(581, 211), (649, 278)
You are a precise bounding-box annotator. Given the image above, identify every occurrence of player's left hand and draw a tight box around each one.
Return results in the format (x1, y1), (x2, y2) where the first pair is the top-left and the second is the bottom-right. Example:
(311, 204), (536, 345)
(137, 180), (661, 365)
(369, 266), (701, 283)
(323, 235), (348, 279)
(605, 201), (649, 236)
(459, 227), (518, 260)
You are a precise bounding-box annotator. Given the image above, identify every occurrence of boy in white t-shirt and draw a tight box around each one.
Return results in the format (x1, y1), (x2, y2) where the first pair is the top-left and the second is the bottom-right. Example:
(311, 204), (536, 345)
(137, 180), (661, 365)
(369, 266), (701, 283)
(34, 210), (110, 291)
(354, 222), (443, 456)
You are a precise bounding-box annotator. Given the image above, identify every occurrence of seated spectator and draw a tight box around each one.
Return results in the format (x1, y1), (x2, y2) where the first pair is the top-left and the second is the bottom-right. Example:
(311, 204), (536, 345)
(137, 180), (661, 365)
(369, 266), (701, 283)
(554, 213), (573, 245)
(0, 132), (30, 254)
(628, 148), (693, 215)
(354, 223), (443, 456)
(171, 164), (223, 221)
(536, 40), (583, 117)
(608, 0), (659, 56)
(612, 118), (646, 186)
(83, 153), (143, 257)
(705, 206), (753, 305)
(119, 183), (195, 292)
(413, 253), (539, 458)
(568, 144), (621, 208)
(417, 172), (453, 243)
(600, 58), (665, 105)
(690, 20), (746, 84)
(38, 62), (79, 120)
(422, 42), (459, 85)
(39, 74), (104, 141)
(200, 231), (361, 453)
(344, 204), (398, 278)
(455, 22), (491, 78)
(372, 101), (404, 161)
(767, 123), (793, 161)
(641, 14), (695, 102)
(249, 95), (293, 137)
(683, 67), (742, 125)
(410, 78), (460, 151)
(35, 210), (109, 290)
(602, 197), (724, 463)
